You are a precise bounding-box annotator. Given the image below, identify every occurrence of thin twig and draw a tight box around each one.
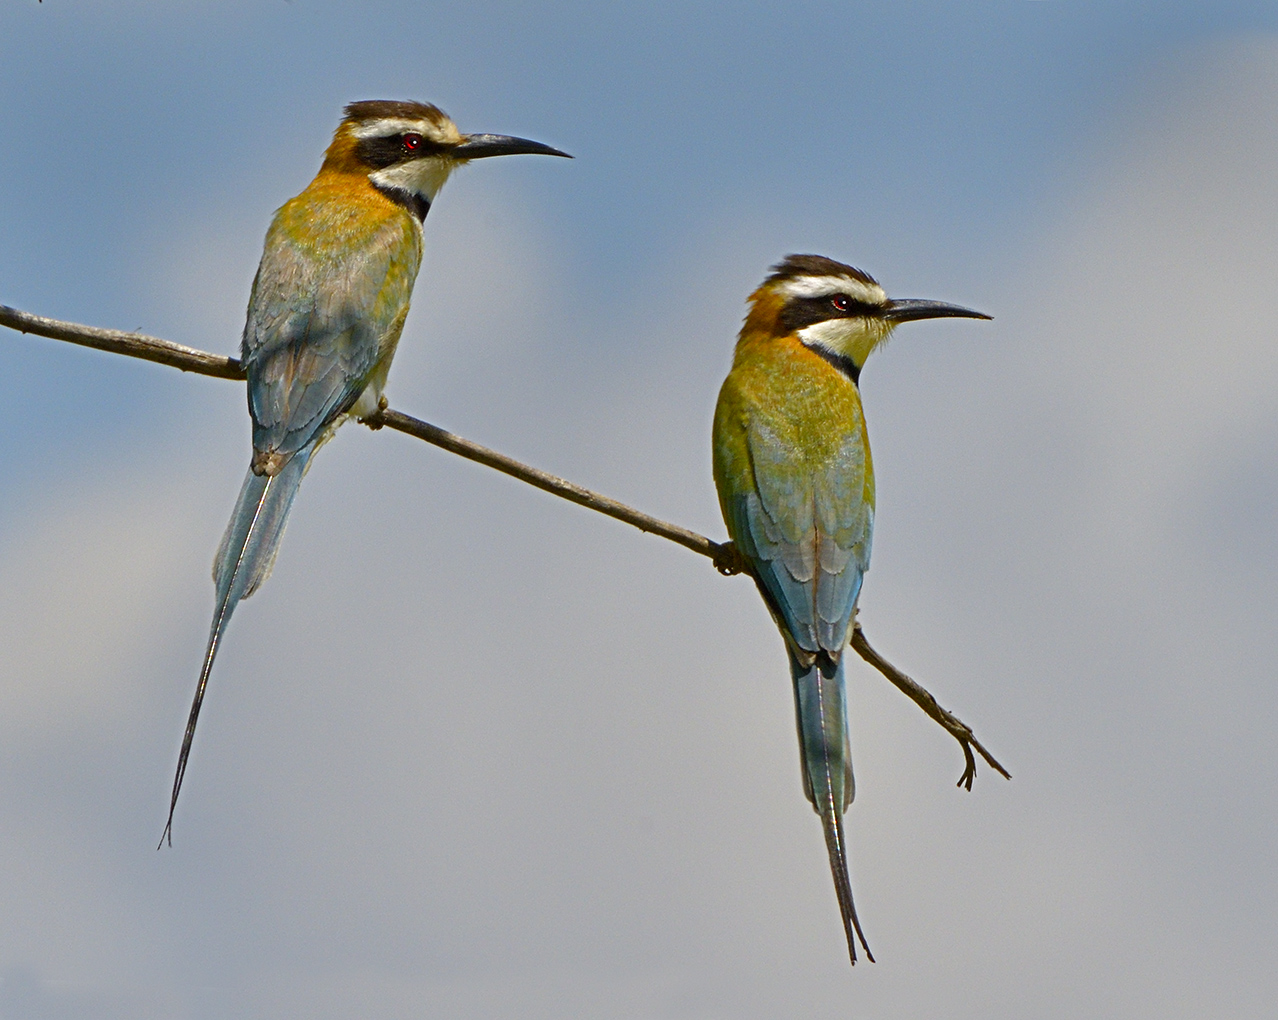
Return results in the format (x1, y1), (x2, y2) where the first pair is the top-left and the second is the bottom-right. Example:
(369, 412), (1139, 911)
(370, 408), (744, 572)
(851, 622), (1011, 789)
(2, 302), (1009, 786)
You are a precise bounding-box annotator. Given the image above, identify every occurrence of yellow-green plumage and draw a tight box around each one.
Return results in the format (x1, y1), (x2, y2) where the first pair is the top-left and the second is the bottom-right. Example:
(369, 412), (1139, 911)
(712, 255), (991, 966)
(164, 100), (571, 845)
(714, 329), (875, 559)
(712, 266), (882, 965)
(714, 315), (875, 668)
(245, 174), (423, 465)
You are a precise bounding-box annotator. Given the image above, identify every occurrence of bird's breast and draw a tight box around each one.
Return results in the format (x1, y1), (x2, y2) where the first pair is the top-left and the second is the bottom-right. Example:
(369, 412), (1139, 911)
(270, 172), (421, 261)
(725, 334), (872, 471)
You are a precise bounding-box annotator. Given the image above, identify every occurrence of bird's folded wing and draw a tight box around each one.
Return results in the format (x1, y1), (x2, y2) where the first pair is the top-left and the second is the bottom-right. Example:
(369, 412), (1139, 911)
(727, 417), (871, 657)
(241, 217), (419, 456)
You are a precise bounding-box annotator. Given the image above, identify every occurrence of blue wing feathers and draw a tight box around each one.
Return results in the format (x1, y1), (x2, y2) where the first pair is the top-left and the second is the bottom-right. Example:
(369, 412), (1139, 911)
(737, 418), (870, 658)
(241, 214), (414, 458)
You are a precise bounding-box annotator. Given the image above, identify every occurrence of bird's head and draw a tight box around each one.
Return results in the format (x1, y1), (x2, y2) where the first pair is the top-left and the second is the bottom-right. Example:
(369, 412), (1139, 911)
(322, 100), (570, 219)
(746, 254), (991, 376)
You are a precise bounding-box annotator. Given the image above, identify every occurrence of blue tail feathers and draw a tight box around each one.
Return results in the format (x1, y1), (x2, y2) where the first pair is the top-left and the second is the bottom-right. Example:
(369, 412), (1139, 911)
(791, 652), (854, 813)
(161, 443), (314, 846)
(213, 446), (313, 601)
(790, 652), (874, 963)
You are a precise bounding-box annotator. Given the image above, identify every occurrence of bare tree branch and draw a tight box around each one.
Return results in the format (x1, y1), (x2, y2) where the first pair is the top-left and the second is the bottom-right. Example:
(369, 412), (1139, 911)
(369, 408), (744, 572)
(1, 304), (243, 379)
(2, 302), (1009, 787)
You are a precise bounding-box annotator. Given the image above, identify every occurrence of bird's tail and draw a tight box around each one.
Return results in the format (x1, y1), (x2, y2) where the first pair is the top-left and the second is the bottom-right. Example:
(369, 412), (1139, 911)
(790, 650), (874, 964)
(161, 443), (314, 847)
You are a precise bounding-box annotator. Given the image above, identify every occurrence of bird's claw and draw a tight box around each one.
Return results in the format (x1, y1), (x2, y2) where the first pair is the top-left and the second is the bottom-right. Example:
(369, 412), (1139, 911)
(713, 542), (748, 576)
(956, 740), (977, 791)
(364, 396), (390, 431)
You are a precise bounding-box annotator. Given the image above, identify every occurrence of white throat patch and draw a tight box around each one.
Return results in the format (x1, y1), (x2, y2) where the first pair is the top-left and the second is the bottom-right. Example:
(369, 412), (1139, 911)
(796, 311), (893, 368)
(369, 158), (456, 203)
(797, 317), (859, 351)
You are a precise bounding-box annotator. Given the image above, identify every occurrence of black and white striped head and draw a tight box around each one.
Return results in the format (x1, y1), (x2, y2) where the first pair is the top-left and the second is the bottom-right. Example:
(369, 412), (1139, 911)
(328, 100), (570, 220)
(758, 254), (990, 378)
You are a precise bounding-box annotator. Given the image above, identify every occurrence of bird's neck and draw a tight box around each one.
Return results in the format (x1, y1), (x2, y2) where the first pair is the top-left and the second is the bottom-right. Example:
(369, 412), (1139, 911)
(368, 175), (432, 222)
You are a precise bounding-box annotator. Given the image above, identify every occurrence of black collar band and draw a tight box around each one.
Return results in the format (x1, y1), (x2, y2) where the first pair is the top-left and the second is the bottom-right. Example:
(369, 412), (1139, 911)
(372, 182), (431, 222)
(806, 342), (861, 385)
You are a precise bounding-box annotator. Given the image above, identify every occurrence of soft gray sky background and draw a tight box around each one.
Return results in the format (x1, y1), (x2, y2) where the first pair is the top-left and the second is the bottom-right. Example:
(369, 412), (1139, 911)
(2, 2), (1277, 1017)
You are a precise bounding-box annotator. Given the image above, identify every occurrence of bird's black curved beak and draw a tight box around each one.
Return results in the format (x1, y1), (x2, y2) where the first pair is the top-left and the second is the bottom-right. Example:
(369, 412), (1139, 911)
(453, 133), (572, 159)
(885, 299), (991, 323)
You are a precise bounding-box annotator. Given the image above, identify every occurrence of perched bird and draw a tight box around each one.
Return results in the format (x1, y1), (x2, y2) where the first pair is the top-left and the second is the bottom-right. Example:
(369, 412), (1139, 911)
(162, 100), (569, 845)
(712, 254), (990, 964)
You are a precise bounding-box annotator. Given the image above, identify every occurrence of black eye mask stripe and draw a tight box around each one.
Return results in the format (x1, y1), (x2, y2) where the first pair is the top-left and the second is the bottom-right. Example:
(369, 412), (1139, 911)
(356, 134), (450, 169)
(777, 295), (884, 334)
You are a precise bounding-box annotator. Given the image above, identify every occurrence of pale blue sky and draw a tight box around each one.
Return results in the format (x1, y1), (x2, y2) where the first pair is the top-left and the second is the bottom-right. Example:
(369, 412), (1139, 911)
(2, 3), (1277, 1017)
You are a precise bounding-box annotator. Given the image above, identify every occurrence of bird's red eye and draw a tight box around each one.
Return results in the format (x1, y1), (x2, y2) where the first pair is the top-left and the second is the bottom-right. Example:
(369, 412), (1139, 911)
(831, 294), (851, 312)
(403, 133), (423, 151)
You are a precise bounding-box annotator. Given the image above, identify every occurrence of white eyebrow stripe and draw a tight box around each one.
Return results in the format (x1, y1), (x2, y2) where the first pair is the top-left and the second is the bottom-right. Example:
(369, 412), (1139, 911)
(350, 118), (440, 140)
(778, 275), (886, 305)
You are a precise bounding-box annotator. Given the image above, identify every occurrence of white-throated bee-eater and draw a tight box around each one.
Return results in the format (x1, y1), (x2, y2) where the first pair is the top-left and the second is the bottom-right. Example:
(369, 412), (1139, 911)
(162, 100), (569, 845)
(712, 254), (990, 964)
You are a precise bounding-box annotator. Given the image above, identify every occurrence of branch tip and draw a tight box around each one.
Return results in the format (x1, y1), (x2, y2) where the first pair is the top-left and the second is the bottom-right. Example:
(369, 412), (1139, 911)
(850, 623), (1011, 787)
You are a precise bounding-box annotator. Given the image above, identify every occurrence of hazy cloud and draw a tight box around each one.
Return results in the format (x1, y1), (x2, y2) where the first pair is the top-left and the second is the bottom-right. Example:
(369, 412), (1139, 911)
(2, 11), (1276, 1020)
